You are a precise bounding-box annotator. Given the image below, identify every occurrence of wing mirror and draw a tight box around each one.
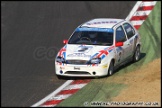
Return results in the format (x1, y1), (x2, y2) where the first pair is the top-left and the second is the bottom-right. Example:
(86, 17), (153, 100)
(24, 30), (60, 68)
(115, 42), (123, 47)
(63, 40), (68, 44)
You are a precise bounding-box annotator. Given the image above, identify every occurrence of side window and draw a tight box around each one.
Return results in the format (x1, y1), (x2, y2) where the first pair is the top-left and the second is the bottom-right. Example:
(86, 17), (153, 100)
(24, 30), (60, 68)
(116, 26), (127, 42)
(123, 23), (135, 39)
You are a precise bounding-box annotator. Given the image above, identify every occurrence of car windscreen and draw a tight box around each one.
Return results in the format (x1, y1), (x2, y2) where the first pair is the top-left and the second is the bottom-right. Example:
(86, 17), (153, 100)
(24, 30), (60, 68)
(68, 29), (114, 46)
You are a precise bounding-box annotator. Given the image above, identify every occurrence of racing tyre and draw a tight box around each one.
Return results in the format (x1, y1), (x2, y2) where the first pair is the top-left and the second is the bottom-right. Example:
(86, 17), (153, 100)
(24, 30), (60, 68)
(108, 61), (114, 76)
(133, 46), (140, 62)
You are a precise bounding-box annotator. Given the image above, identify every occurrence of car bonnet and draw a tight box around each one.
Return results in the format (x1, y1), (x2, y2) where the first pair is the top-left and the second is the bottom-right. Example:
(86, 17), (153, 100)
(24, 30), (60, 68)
(64, 44), (114, 61)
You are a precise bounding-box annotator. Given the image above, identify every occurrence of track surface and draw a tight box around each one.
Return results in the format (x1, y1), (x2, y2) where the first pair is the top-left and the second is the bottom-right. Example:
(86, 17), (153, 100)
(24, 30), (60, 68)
(1, 1), (136, 107)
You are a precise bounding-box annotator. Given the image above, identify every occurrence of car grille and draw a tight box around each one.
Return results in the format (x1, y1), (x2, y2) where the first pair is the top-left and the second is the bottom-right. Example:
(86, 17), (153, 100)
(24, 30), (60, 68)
(66, 60), (88, 65)
(65, 71), (91, 75)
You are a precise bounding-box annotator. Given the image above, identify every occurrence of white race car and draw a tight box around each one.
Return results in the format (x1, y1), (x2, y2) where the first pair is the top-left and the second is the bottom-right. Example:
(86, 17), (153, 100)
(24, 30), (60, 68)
(55, 18), (141, 78)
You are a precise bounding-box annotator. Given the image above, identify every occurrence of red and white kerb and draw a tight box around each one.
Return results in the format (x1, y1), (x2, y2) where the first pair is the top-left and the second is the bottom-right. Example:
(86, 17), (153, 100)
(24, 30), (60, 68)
(126, 1), (157, 30)
(32, 80), (91, 107)
(40, 80), (91, 107)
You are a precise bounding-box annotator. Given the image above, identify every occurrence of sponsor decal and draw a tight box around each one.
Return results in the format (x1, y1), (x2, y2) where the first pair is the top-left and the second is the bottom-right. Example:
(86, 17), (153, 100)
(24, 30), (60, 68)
(58, 45), (67, 59)
(86, 21), (117, 25)
(90, 50), (108, 60)
(91, 46), (115, 60)
(67, 53), (91, 58)
(74, 45), (93, 53)
(97, 50), (108, 59)
(102, 64), (108, 68)
(67, 45), (93, 58)
(76, 28), (114, 33)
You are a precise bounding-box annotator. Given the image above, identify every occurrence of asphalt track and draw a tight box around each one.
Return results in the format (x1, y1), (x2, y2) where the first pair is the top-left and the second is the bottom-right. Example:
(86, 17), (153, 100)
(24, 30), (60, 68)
(1, 1), (136, 107)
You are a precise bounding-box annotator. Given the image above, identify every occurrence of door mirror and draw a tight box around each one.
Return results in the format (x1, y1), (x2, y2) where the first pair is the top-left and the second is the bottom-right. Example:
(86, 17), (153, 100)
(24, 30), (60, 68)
(63, 40), (68, 44)
(115, 42), (123, 47)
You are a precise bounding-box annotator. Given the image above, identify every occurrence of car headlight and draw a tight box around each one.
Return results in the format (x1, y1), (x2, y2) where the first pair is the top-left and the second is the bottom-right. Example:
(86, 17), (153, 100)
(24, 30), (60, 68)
(89, 58), (101, 64)
(56, 56), (66, 63)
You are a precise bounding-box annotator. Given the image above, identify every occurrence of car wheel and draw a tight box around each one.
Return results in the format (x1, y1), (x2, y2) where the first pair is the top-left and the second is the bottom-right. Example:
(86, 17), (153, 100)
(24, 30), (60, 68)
(133, 46), (140, 62)
(108, 61), (114, 76)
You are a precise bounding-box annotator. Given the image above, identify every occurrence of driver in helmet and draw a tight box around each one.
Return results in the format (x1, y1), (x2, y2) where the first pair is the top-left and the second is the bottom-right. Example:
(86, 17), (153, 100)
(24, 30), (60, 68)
(89, 32), (98, 44)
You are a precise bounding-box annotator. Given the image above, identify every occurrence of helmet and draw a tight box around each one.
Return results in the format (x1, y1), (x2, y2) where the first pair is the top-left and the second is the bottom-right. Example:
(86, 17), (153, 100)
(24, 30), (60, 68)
(89, 32), (97, 38)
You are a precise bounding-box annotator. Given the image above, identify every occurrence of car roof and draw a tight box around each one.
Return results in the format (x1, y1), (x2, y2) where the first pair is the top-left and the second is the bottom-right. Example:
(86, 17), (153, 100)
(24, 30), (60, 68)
(80, 18), (125, 28)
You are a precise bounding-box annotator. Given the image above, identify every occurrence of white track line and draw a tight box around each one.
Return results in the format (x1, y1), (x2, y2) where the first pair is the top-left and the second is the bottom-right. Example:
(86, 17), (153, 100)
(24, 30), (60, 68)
(48, 94), (72, 101)
(130, 20), (145, 25)
(31, 80), (73, 107)
(40, 104), (57, 107)
(62, 83), (87, 90)
(126, 1), (142, 21)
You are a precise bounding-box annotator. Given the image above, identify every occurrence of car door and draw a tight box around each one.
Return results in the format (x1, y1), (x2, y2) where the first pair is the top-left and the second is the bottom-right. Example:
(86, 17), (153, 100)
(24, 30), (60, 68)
(114, 25), (130, 65)
(122, 23), (136, 59)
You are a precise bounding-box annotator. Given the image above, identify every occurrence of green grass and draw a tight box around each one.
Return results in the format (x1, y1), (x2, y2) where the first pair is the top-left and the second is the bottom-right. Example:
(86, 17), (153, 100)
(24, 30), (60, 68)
(57, 2), (161, 107)
(138, 1), (161, 64)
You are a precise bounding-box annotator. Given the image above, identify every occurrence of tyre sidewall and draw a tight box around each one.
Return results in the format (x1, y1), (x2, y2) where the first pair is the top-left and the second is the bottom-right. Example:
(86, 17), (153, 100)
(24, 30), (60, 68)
(133, 46), (140, 62)
(108, 61), (114, 76)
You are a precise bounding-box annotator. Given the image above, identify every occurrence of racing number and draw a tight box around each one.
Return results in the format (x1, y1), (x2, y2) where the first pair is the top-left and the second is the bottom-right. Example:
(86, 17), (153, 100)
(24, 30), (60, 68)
(115, 26), (126, 63)
(118, 52), (121, 62)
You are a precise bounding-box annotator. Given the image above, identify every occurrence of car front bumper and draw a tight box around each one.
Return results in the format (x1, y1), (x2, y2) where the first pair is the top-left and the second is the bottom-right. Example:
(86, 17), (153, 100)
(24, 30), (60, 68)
(55, 62), (109, 77)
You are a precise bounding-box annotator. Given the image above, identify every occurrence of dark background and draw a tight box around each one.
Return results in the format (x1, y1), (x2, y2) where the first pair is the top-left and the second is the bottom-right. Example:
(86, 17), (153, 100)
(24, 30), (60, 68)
(1, 1), (136, 106)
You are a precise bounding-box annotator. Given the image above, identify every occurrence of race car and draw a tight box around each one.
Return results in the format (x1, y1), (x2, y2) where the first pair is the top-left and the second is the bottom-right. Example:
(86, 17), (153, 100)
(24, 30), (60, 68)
(55, 18), (141, 78)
